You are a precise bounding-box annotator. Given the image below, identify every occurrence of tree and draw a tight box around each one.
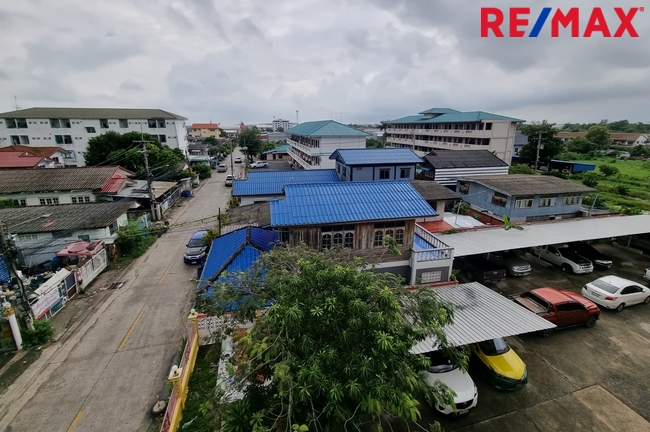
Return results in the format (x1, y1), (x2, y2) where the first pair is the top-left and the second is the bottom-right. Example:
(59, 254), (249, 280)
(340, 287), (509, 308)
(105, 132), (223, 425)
(204, 245), (465, 431)
(235, 128), (263, 161)
(566, 136), (597, 154)
(598, 164), (619, 177)
(508, 164), (535, 174)
(517, 123), (565, 166)
(630, 145), (649, 158)
(203, 137), (219, 146)
(277, 126), (284, 132)
(585, 125), (612, 150)
(582, 173), (599, 187)
(366, 138), (385, 148)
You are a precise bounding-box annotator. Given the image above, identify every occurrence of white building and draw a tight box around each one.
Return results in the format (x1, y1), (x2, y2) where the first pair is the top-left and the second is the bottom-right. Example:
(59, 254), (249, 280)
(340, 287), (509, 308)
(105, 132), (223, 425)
(0, 107), (188, 166)
(385, 108), (523, 163)
(272, 119), (296, 132)
(285, 120), (370, 170)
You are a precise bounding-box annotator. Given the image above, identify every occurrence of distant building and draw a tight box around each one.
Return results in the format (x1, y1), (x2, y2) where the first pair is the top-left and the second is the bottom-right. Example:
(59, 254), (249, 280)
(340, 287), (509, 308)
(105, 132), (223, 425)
(554, 131), (649, 147)
(0, 107), (188, 166)
(420, 149), (510, 186)
(272, 119), (296, 131)
(384, 107), (523, 163)
(188, 123), (221, 139)
(512, 132), (528, 162)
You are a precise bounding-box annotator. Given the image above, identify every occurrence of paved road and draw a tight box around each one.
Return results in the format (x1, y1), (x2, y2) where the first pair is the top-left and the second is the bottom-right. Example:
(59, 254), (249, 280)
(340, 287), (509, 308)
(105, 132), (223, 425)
(0, 150), (244, 432)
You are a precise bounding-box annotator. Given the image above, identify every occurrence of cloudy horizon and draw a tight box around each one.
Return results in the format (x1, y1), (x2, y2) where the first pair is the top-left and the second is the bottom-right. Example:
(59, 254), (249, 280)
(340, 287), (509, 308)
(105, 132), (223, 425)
(1, 0), (649, 126)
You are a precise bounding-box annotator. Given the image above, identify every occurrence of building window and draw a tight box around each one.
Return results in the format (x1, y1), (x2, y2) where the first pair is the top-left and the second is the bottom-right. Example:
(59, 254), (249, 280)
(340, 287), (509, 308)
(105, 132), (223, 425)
(337, 164), (341, 174)
(99, 119), (109, 129)
(515, 198), (534, 209)
(485, 122), (492, 130)
(491, 192), (507, 207)
(395, 228), (404, 245)
(563, 195), (580, 205)
(5, 118), (27, 129)
(85, 127), (96, 133)
(322, 234), (332, 249)
(158, 135), (167, 143)
(18, 234), (38, 241)
(374, 230), (383, 247)
(39, 197), (60, 205)
(119, 119), (129, 128)
(379, 169), (390, 179)
(157, 119), (166, 128)
(12, 199), (26, 206)
(71, 196), (91, 203)
(10, 136), (20, 144)
(539, 197), (557, 207)
(148, 119), (158, 128)
(333, 233), (343, 246)
(55, 135), (73, 144)
(459, 182), (470, 195)
(400, 168), (411, 178)
(421, 271), (442, 283)
(344, 232), (354, 248)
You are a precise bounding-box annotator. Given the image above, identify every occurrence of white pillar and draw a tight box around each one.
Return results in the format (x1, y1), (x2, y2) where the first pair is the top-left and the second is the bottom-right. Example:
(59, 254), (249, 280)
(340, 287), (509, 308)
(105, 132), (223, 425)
(2, 299), (22, 350)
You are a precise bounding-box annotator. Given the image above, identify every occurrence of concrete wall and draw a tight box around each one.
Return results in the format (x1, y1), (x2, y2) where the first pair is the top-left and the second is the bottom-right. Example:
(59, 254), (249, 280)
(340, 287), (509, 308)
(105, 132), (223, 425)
(336, 163), (417, 182)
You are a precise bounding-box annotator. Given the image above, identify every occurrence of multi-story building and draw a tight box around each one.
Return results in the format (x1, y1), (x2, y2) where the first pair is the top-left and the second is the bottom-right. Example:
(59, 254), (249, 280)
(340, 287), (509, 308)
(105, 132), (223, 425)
(285, 120), (370, 170)
(384, 108), (523, 163)
(188, 123), (221, 139)
(0, 107), (188, 166)
(272, 119), (296, 131)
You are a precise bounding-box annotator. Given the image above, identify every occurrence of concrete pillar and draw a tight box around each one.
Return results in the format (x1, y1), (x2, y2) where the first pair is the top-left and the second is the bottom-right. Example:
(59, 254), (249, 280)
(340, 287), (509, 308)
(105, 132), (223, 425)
(2, 297), (22, 350)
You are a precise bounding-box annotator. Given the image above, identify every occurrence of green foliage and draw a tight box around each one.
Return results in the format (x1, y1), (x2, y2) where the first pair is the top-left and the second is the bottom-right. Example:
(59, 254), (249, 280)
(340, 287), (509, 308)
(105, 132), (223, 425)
(582, 173), (600, 188)
(21, 319), (54, 348)
(366, 138), (386, 148)
(517, 122), (565, 165)
(205, 245), (466, 431)
(599, 164), (619, 177)
(114, 221), (157, 258)
(616, 185), (629, 196)
(236, 128), (263, 159)
(172, 169), (196, 182)
(566, 136), (598, 154)
(502, 215), (524, 231)
(192, 162), (212, 180)
(585, 125), (613, 150)
(561, 120), (650, 133)
(228, 197), (240, 209)
(508, 164), (535, 175)
(630, 145), (649, 158)
(202, 137), (218, 146)
(621, 206), (644, 215)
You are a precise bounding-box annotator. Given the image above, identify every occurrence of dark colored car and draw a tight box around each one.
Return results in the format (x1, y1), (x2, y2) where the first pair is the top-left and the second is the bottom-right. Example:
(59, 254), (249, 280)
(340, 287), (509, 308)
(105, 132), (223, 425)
(568, 242), (613, 269)
(453, 255), (507, 283)
(184, 230), (209, 264)
(485, 250), (531, 277)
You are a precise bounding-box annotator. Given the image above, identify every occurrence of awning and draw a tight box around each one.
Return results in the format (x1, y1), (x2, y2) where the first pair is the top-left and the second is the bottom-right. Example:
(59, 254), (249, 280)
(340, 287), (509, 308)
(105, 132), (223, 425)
(411, 282), (555, 354)
(437, 214), (650, 257)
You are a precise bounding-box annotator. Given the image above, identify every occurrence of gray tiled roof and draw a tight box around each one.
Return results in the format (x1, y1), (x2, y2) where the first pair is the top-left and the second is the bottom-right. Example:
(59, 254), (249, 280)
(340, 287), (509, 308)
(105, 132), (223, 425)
(409, 180), (461, 201)
(0, 167), (127, 194)
(0, 107), (187, 120)
(461, 175), (597, 196)
(225, 202), (272, 227)
(0, 200), (135, 234)
(423, 150), (509, 169)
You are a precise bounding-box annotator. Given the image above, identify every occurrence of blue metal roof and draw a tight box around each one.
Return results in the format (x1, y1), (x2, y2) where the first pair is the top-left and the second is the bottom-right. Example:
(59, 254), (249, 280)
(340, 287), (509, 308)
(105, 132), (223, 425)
(389, 110), (524, 124)
(329, 148), (423, 165)
(0, 256), (10, 284)
(270, 181), (437, 226)
(233, 169), (338, 196)
(285, 120), (372, 137)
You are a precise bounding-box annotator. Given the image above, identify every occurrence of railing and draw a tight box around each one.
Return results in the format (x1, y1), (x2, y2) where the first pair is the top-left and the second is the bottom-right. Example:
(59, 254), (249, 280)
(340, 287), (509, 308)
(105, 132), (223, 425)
(287, 138), (317, 155)
(413, 248), (453, 262)
(287, 148), (313, 169)
(415, 224), (450, 249)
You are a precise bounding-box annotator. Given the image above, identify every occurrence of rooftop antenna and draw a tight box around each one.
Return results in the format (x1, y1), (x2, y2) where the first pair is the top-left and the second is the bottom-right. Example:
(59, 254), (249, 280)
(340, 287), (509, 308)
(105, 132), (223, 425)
(13, 96), (21, 111)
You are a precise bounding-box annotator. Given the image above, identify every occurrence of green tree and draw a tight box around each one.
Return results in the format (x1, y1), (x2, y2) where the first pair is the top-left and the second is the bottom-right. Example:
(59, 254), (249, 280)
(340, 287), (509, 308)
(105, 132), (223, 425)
(630, 145), (648, 158)
(582, 172), (599, 188)
(366, 137), (385, 148)
(508, 164), (535, 174)
(566, 136), (597, 154)
(517, 122), (565, 166)
(235, 128), (263, 161)
(203, 137), (219, 146)
(276, 126), (284, 132)
(192, 162), (212, 179)
(598, 164), (619, 177)
(585, 125), (612, 150)
(205, 245), (465, 431)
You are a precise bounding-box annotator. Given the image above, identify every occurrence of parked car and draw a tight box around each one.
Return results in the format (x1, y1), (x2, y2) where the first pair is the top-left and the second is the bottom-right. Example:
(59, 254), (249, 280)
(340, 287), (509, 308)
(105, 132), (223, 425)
(424, 350), (478, 416)
(568, 241), (613, 269)
(644, 267), (650, 282)
(225, 175), (234, 187)
(485, 250), (531, 277)
(509, 287), (600, 337)
(216, 164), (227, 172)
(234, 157), (243, 163)
(210, 159), (218, 169)
(530, 244), (593, 274)
(184, 230), (209, 265)
(470, 338), (527, 391)
(250, 161), (268, 169)
(453, 255), (507, 283)
(582, 275), (650, 312)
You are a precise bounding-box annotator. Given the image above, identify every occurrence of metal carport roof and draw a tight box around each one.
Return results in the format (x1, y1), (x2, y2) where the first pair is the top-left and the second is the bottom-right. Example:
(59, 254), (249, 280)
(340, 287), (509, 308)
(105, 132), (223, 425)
(437, 215), (650, 257)
(411, 282), (555, 354)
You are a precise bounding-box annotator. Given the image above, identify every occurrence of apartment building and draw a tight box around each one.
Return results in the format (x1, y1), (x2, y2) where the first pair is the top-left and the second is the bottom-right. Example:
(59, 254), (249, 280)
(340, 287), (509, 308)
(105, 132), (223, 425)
(384, 108), (523, 163)
(272, 119), (296, 131)
(0, 107), (188, 166)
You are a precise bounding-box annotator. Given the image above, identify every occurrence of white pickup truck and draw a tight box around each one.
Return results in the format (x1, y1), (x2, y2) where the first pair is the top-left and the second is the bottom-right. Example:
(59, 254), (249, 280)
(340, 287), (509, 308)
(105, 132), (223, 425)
(530, 244), (594, 274)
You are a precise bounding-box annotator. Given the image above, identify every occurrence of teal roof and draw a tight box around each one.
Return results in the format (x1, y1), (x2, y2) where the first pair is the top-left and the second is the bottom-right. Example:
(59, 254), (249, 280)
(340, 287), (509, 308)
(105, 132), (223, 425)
(418, 108), (461, 114)
(389, 110), (524, 124)
(286, 120), (372, 137)
(262, 144), (291, 154)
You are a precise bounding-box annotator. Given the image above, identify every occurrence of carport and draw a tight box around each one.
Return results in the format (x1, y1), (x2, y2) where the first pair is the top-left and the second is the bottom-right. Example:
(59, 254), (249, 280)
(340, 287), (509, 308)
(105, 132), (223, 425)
(411, 282), (555, 354)
(437, 215), (650, 257)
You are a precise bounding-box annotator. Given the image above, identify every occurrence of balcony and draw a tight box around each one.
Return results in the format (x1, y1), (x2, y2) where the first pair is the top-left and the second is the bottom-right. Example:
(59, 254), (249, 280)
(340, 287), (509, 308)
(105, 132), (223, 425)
(287, 148), (313, 170)
(287, 138), (318, 155)
(411, 224), (454, 263)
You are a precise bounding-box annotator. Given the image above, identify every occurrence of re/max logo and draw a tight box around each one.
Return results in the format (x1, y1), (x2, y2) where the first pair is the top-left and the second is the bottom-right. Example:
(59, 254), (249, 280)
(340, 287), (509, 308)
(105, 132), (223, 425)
(481, 7), (644, 37)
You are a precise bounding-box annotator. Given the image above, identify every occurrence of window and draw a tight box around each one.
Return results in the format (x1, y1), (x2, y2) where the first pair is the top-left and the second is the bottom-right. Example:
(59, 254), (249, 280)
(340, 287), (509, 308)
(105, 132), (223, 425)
(322, 225), (355, 250)
(515, 198), (534, 209)
(62, 119), (71, 128)
(85, 127), (96, 133)
(485, 122), (492, 130)
(18, 234), (38, 241)
(85, 196), (91, 203)
(119, 119), (129, 128)
(385, 229), (394, 240)
(158, 134), (167, 143)
(342, 167), (347, 178)
(99, 119), (109, 129)
(557, 302), (585, 312)
(157, 119), (166, 128)
(56, 135), (73, 144)
(148, 119), (158, 128)
(373, 230), (383, 247)
(395, 228), (404, 245)
(459, 182), (470, 195)
(563, 195), (580, 205)
(5, 118), (27, 129)
(71, 196), (91, 203)
(55, 135), (63, 144)
(379, 169), (390, 179)
(10, 136), (20, 144)
(491, 192), (507, 207)
(421, 271), (442, 283)
(337, 164), (341, 174)
(344, 232), (354, 248)
(400, 168), (411, 178)
(12, 199), (26, 206)
(539, 197), (557, 207)
(333, 233), (343, 246)
(39, 197), (60, 205)
(322, 234), (332, 249)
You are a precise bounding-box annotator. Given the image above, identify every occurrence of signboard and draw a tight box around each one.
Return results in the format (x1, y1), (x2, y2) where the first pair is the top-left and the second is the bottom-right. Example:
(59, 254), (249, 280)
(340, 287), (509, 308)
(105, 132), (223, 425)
(31, 287), (63, 319)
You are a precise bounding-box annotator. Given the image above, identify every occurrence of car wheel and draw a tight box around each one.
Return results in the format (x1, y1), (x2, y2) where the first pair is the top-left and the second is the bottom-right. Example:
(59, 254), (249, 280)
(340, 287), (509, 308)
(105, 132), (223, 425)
(616, 303), (625, 312)
(644, 296), (650, 305)
(584, 315), (597, 328)
(539, 328), (554, 338)
(561, 264), (572, 273)
(465, 270), (475, 281)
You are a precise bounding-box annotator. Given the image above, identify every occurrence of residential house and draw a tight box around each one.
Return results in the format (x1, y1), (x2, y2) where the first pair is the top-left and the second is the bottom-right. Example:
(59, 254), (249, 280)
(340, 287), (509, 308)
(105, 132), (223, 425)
(0, 107), (188, 166)
(104, 178), (188, 220)
(0, 166), (133, 207)
(408, 180), (462, 221)
(188, 143), (209, 155)
(420, 149), (510, 186)
(232, 170), (338, 205)
(455, 175), (597, 223)
(262, 143), (291, 160)
(285, 120), (370, 170)
(511, 131), (528, 163)
(0, 145), (74, 167)
(555, 131), (649, 147)
(0, 200), (134, 267)
(0, 151), (55, 169)
(188, 123), (221, 140)
(329, 148), (423, 182)
(384, 107), (523, 163)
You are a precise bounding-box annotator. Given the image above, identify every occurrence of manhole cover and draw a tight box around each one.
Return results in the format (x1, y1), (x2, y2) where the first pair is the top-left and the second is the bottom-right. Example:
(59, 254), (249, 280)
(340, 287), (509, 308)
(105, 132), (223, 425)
(108, 281), (125, 290)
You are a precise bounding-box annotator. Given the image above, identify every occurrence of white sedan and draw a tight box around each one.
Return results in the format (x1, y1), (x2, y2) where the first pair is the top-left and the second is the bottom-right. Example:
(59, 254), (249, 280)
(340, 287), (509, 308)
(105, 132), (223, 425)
(424, 351), (477, 415)
(234, 157), (242, 163)
(582, 275), (650, 312)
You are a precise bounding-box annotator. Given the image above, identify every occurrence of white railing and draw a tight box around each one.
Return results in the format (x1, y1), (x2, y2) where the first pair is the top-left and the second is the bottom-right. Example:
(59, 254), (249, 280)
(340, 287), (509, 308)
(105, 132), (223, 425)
(287, 139), (317, 155)
(412, 225), (454, 262)
(287, 148), (313, 169)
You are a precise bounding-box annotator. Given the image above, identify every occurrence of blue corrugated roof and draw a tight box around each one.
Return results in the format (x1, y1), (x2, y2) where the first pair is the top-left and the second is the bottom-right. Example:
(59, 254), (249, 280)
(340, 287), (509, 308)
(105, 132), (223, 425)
(330, 148), (423, 165)
(233, 169), (338, 196)
(286, 120), (372, 137)
(0, 256), (10, 284)
(389, 110), (524, 124)
(270, 181), (437, 226)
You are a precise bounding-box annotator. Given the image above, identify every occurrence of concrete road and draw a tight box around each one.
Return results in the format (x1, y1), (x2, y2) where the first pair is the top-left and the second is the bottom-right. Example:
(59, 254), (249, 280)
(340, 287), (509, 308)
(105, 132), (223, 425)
(0, 149), (244, 432)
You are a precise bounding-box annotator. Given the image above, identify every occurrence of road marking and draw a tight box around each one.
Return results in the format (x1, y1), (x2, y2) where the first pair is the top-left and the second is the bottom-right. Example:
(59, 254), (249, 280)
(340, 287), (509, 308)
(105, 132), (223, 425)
(67, 411), (83, 432)
(159, 231), (194, 284)
(118, 310), (145, 351)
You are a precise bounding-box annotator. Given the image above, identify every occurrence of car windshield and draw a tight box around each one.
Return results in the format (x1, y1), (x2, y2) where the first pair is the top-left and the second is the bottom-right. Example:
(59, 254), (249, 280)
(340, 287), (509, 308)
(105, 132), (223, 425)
(427, 351), (459, 373)
(187, 238), (205, 248)
(478, 338), (510, 356)
(590, 279), (619, 294)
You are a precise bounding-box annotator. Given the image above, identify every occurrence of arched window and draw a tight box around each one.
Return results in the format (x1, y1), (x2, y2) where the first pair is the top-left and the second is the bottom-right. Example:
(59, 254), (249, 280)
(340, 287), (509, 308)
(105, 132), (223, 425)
(395, 229), (404, 245)
(374, 230), (383, 247)
(344, 232), (354, 248)
(333, 233), (343, 246)
(385, 229), (394, 240)
(322, 234), (332, 250)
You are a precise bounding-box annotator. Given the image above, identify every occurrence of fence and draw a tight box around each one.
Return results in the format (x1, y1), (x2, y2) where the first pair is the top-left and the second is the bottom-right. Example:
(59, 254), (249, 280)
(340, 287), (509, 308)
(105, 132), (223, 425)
(78, 248), (108, 290)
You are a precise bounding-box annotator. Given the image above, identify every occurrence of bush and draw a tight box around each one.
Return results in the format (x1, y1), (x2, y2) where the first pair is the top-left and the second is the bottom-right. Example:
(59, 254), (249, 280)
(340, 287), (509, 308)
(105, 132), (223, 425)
(114, 221), (157, 259)
(582, 173), (600, 188)
(599, 164), (619, 177)
(508, 164), (535, 175)
(616, 185), (629, 196)
(192, 163), (212, 180)
(21, 319), (54, 348)
(582, 194), (606, 209)
(621, 206), (644, 215)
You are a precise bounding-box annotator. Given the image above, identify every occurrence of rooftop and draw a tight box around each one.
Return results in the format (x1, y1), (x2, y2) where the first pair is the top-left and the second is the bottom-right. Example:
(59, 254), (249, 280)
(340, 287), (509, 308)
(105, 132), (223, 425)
(0, 145), (72, 157)
(0, 152), (47, 169)
(408, 180), (461, 201)
(460, 174), (597, 196)
(286, 120), (372, 137)
(233, 169), (338, 196)
(0, 107), (187, 120)
(270, 181), (437, 226)
(389, 109), (524, 124)
(423, 149), (509, 169)
(329, 148), (423, 165)
(0, 166), (133, 194)
(262, 144), (291, 154)
(226, 202), (272, 227)
(190, 123), (220, 129)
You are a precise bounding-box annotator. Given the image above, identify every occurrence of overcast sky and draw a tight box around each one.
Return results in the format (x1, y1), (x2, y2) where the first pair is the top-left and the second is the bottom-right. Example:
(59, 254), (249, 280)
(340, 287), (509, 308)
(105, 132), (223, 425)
(1, 0), (649, 126)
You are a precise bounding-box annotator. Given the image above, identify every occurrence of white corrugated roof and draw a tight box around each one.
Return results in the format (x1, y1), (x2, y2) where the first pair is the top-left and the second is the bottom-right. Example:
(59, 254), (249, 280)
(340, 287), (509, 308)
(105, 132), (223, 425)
(437, 215), (650, 257)
(411, 282), (555, 354)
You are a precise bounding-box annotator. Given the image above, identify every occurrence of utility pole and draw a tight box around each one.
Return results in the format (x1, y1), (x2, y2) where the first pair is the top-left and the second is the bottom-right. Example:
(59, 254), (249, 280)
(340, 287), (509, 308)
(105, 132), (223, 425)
(135, 140), (157, 221)
(534, 131), (543, 170)
(0, 220), (31, 322)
